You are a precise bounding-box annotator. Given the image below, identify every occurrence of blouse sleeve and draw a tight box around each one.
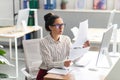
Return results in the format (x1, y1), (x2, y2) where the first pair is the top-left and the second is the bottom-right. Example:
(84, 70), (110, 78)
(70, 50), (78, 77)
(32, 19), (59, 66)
(65, 36), (72, 58)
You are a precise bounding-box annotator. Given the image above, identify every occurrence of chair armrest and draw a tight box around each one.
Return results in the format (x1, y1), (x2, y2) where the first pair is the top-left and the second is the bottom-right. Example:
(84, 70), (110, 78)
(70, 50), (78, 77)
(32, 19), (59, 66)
(21, 67), (32, 79)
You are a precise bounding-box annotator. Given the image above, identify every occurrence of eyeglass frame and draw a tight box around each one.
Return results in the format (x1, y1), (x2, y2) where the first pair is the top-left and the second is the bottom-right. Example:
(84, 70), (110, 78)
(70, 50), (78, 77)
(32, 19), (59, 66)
(50, 23), (66, 29)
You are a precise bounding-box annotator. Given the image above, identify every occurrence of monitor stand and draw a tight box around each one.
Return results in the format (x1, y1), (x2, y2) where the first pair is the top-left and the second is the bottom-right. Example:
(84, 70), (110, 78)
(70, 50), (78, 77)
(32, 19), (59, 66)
(109, 24), (120, 57)
(88, 48), (113, 72)
(96, 48), (112, 69)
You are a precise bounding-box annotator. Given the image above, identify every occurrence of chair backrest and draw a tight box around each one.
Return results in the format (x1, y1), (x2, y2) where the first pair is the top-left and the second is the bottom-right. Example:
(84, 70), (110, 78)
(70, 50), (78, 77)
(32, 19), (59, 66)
(22, 39), (42, 76)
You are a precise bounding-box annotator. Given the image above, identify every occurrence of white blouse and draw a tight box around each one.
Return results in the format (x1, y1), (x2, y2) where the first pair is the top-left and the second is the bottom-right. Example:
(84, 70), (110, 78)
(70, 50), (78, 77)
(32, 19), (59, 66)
(39, 34), (71, 70)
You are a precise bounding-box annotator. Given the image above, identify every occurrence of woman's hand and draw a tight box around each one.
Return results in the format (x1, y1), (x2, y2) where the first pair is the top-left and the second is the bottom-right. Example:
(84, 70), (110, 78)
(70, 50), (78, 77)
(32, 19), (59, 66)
(64, 60), (71, 67)
(83, 40), (90, 48)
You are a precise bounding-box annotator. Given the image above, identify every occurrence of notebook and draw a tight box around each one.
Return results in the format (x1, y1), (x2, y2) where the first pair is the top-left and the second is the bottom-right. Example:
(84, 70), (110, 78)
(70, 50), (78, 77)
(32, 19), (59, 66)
(47, 68), (71, 75)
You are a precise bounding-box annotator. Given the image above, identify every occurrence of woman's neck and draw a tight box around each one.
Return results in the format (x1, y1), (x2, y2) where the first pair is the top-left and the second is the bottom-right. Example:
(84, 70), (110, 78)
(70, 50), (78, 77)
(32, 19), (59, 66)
(50, 33), (60, 41)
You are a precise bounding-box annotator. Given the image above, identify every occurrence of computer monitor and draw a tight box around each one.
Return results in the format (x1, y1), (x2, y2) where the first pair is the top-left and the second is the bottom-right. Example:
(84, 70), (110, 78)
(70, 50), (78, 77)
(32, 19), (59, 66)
(15, 9), (29, 31)
(107, 9), (116, 28)
(96, 25), (114, 68)
(110, 24), (119, 56)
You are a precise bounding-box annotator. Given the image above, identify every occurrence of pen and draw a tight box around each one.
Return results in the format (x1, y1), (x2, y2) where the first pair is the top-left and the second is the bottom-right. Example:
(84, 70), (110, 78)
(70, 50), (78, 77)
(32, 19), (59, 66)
(73, 46), (83, 49)
(56, 67), (69, 71)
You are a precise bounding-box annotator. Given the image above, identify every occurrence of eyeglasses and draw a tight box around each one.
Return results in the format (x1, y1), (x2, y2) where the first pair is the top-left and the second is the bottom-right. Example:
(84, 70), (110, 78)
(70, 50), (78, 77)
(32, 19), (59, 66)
(51, 23), (65, 29)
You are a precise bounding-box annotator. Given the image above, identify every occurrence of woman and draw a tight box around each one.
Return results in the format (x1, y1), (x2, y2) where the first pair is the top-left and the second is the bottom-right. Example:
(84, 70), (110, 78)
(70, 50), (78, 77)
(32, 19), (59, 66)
(36, 13), (90, 80)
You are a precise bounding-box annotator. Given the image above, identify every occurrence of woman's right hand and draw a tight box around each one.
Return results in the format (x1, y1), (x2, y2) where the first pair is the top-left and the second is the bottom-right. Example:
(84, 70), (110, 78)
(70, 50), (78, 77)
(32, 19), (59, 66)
(64, 60), (71, 67)
(83, 40), (90, 48)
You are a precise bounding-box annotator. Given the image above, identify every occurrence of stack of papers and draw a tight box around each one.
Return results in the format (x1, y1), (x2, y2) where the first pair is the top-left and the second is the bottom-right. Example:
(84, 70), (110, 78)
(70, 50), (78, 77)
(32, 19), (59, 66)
(47, 68), (71, 75)
(69, 47), (90, 61)
(69, 19), (89, 61)
(71, 20), (89, 48)
(71, 27), (79, 41)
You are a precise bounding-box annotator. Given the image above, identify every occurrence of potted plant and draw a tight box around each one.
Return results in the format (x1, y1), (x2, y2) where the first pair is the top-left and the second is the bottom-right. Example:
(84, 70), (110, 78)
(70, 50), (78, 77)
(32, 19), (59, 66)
(60, 0), (68, 9)
(0, 45), (14, 78)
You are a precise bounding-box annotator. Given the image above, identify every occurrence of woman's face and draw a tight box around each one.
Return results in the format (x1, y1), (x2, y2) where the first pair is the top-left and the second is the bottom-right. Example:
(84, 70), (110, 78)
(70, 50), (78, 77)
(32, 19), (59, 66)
(49, 17), (65, 35)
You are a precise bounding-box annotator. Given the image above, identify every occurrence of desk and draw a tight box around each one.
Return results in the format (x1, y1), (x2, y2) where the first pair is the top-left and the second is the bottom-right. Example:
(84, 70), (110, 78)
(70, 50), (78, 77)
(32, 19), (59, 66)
(44, 74), (73, 80)
(0, 26), (43, 79)
(44, 51), (120, 80)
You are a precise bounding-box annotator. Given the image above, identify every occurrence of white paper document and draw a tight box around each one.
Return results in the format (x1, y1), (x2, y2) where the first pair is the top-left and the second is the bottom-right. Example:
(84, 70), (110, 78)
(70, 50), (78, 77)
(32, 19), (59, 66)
(47, 68), (71, 75)
(69, 20), (89, 61)
(71, 27), (79, 41)
(72, 20), (88, 48)
(74, 51), (92, 67)
(69, 47), (90, 61)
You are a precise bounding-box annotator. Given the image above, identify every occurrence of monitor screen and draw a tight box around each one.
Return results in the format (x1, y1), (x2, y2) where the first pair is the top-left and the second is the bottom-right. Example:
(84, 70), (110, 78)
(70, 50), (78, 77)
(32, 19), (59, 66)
(107, 9), (116, 28)
(96, 25), (114, 68)
(15, 9), (29, 31)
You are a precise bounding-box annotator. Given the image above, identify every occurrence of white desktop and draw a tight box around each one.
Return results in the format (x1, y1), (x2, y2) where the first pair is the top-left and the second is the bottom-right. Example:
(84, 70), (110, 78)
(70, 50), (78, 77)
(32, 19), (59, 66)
(15, 9), (29, 31)
(15, 8), (40, 32)
(96, 26), (114, 68)
(107, 9), (116, 28)
(109, 24), (120, 57)
(106, 9), (120, 56)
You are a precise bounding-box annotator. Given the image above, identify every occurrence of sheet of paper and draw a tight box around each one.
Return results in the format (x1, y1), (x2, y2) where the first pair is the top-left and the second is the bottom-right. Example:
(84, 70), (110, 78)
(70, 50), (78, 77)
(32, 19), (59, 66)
(71, 27), (79, 41)
(69, 47), (90, 61)
(72, 20), (88, 48)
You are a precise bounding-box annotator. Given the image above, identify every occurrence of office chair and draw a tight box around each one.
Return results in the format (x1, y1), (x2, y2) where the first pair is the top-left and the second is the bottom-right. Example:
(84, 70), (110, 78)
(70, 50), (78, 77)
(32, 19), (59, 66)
(21, 39), (42, 80)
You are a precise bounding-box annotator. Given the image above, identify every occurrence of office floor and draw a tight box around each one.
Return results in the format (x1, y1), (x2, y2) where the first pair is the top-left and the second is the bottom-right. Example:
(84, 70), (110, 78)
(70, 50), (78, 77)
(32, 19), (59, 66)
(0, 47), (26, 80)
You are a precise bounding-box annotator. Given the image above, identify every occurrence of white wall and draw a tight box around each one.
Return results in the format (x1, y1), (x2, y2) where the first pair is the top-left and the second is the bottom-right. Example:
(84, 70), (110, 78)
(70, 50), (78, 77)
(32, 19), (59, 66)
(0, 0), (117, 26)
(0, 0), (14, 26)
(38, 10), (120, 39)
(0, 0), (20, 26)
